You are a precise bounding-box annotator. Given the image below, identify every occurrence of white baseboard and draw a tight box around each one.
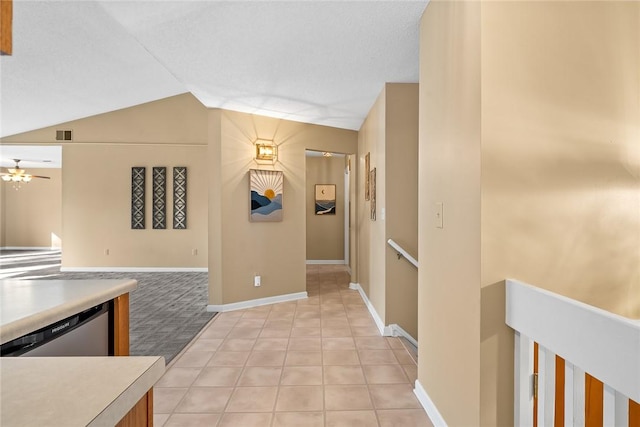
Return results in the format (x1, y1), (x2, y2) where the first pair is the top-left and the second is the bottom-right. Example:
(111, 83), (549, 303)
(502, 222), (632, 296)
(390, 324), (418, 349)
(349, 282), (392, 336)
(345, 265), (352, 275)
(1, 247), (60, 251)
(414, 380), (448, 427)
(207, 291), (308, 312)
(305, 260), (346, 265)
(60, 267), (208, 272)
(350, 284), (418, 344)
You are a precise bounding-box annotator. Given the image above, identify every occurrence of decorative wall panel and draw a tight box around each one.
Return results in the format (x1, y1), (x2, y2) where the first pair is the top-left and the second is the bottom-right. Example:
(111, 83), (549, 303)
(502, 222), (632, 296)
(173, 167), (187, 229)
(153, 167), (167, 229)
(131, 167), (145, 229)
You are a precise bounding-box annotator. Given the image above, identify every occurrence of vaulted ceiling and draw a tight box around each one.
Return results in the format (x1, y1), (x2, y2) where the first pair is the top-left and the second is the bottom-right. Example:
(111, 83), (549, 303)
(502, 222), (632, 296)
(0, 1), (428, 139)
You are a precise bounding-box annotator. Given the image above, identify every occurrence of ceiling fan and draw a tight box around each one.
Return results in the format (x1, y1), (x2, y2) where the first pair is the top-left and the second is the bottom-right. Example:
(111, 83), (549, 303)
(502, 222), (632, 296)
(1, 159), (51, 184)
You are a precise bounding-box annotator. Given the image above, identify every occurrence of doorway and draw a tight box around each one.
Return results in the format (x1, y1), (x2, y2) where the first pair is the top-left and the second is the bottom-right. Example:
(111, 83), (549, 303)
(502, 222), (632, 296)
(305, 150), (350, 268)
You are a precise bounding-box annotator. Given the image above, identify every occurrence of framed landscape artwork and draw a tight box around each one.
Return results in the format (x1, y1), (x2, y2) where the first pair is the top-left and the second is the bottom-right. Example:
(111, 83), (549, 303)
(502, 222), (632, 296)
(250, 169), (283, 222)
(315, 184), (336, 215)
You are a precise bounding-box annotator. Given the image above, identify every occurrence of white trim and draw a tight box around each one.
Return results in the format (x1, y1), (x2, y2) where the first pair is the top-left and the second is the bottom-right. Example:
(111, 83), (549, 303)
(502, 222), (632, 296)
(60, 267), (208, 272)
(305, 260), (345, 265)
(349, 282), (391, 336)
(390, 324), (418, 349)
(414, 380), (448, 427)
(207, 291), (308, 312)
(1, 246), (59, 250)
(345, 265), (352, 275)
(349, 282), (359, 291)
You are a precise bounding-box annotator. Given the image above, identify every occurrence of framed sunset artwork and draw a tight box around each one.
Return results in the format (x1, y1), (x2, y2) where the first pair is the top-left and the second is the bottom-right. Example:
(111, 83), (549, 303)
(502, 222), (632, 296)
(250, 169), (283, 222)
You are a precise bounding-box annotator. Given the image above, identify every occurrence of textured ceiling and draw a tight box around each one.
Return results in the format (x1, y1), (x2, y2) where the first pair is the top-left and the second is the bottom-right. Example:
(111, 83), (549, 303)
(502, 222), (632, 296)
(0, 1), (428, 138)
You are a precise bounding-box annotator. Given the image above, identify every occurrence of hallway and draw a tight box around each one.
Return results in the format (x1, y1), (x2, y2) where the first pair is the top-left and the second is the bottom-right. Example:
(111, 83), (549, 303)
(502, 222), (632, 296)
(153, 264), (430, 426)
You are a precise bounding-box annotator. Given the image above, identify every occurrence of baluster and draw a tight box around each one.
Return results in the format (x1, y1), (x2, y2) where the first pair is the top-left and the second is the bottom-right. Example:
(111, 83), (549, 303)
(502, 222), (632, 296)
(540, 346), (556, 427)
(514, 332), (534, 427)
(573, 366), (585, 426)
(565, 361), (574, 427)
(613, 390), (628, 427)
(603, 385), (615, 426)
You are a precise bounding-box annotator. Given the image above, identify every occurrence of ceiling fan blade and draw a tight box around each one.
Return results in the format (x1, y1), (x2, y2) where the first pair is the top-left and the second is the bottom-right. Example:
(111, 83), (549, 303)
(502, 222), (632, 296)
(31, 175), (51, 179)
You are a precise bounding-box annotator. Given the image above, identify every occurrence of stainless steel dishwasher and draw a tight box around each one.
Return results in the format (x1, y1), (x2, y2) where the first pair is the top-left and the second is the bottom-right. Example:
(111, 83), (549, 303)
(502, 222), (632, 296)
(0, 301), (112, 357)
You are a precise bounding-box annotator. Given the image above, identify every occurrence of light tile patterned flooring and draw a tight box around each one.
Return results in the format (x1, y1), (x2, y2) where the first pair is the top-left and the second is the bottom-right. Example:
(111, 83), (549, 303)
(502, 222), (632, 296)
(153, 265), (432, 427)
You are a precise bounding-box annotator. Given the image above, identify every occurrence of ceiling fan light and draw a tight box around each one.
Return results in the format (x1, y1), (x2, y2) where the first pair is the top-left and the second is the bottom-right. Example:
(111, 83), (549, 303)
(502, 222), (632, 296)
(11, 175), (21, 182)
(1, 175), (11, 181)
(23, 175), (33, 182)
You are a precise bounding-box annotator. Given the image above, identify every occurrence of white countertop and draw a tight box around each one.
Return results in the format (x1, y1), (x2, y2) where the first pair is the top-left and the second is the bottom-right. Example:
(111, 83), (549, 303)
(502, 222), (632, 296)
(0, 279), (137, 344)
(0, 356), (165, 427)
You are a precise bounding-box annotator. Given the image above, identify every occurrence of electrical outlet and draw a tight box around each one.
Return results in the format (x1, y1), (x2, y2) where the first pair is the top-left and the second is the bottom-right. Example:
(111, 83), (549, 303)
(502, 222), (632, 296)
(254, 275), (261, 287)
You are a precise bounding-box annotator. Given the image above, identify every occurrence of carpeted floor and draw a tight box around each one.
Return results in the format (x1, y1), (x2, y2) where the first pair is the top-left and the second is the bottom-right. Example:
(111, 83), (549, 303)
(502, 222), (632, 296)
(0, 250), (216, 363)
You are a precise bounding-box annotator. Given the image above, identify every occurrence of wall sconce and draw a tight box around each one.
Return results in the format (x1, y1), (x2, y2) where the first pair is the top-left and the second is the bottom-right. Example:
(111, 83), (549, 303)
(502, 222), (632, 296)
(255, 139), (278, 163)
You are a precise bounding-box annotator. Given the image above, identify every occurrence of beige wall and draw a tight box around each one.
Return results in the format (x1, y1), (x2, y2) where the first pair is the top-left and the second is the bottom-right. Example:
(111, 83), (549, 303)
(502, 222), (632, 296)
(419, 1), (482, 426)
(306, 155), (345, 261)
(62, 144), (208, 268)
(208, 110), (358, 305)
(3, 93), (207, 145)
(358, 88), (386, 315)
(358, 83), (419, 338)
(1, 168), (62, 248)
(384, 84), (419, 339)
(349, 154), (357, 279)
(2, 93), (210, 268)
(480, 2), (640, 425)
(419, 1), (639, 426)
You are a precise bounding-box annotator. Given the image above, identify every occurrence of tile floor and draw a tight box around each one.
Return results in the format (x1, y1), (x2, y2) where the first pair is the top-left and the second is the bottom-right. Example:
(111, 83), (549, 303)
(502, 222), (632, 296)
(153, 264), (432, 426)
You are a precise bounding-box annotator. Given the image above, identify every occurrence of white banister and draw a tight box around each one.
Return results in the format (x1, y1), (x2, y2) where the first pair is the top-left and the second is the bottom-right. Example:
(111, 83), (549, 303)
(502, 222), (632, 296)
(506, 279), (640, 404)
(387, 239), (418, 268)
